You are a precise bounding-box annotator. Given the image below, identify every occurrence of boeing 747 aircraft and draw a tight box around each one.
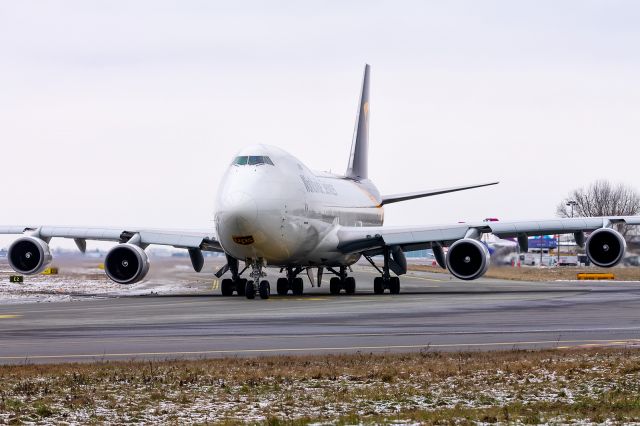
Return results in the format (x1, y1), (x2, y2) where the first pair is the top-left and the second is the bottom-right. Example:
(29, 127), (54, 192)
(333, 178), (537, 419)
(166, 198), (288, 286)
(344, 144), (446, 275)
(2, 65), (639, 299)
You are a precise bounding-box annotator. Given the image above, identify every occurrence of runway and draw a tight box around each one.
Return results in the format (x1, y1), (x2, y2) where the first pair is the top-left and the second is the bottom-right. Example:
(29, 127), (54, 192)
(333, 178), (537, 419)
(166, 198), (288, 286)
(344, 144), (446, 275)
(1, 269), (640, 364)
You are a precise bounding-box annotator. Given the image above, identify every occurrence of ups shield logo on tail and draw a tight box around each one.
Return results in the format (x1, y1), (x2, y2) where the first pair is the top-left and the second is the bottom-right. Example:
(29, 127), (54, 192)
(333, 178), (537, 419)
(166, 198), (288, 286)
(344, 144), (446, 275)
(232, 235), (255, 245)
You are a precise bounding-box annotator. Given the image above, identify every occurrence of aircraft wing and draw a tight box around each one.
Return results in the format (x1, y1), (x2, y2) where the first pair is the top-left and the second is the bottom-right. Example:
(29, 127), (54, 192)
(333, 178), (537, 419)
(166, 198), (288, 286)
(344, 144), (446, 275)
(380, 181), (499, 205)
(0, 225), (223, 252)
(337, 216), (640, 255)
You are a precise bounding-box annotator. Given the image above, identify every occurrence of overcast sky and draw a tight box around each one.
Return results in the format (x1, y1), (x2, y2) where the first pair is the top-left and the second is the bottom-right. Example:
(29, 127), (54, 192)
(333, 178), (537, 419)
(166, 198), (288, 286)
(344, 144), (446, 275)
(1, 1), (639, 249)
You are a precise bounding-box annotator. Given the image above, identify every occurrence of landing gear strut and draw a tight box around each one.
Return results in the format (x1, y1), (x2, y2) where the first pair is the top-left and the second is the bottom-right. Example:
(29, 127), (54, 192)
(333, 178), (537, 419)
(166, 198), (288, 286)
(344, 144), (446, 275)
(220, 255), (248, 296)
(365, 247), (400, 295)
(276, 267), (305, 296)
(246, 259), (270, 300)
(327, 266), (356, 295)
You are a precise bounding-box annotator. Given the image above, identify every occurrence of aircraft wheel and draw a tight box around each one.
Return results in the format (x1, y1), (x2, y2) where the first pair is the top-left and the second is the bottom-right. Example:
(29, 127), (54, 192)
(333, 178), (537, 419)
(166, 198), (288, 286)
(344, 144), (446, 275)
(245, 280), (256, 299)
(373, 277), (384, 294)
(235, 279), (246, 296)
(259, 280), (271, 299)
(389, 277), (400, 294)
(276, 278), (289, 295)
(221, 279), (234, 296)
(292, 277), (304, 295)
(329, 277), (341, 295)
(344, 277), (356, 295)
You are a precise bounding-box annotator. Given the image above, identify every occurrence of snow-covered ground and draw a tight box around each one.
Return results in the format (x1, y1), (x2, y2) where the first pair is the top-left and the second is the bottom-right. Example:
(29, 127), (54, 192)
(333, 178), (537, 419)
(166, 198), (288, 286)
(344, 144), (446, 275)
(0, 256), (225, 304)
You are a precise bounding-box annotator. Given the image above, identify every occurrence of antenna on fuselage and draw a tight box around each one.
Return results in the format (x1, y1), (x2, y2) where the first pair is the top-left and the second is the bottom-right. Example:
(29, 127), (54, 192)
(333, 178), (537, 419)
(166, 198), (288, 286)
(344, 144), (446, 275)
(346, 64), (370, 180)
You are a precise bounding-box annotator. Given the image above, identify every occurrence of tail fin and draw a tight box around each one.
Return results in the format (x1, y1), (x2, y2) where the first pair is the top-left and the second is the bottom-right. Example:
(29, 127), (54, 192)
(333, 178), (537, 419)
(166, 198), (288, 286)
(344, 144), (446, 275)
(346, 64), (370, 180)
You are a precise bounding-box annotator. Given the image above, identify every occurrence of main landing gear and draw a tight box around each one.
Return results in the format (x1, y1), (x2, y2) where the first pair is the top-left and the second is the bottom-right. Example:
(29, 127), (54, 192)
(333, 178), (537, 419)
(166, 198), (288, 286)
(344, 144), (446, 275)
(220, 255), (248, 297)
(364, 248), (401, 295)
(276, 267), (305, 296)
(326, 266), (356, 295)
(220, 277), (247, 296)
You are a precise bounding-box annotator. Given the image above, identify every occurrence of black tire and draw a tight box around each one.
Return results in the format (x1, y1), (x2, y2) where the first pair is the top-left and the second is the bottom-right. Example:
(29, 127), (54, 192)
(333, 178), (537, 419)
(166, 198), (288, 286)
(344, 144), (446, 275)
(221, 279), (234, 296)
(389, 276), (400, 294)
(235, 279), (246, 296)
(259, 280), (271, 299)
(344, 277), (356, 295)
(373, 277), (384, 294)
(276, 278), (289, 295)
(329, 277), (341, 295)
(292, 277), (304, 295)
(245, 280), (256, 299)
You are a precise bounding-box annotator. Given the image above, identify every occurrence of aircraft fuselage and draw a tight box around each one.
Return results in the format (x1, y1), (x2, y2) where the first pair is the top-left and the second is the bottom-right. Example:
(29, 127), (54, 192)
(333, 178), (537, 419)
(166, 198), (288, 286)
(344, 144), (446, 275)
(215, 145), (383, 267)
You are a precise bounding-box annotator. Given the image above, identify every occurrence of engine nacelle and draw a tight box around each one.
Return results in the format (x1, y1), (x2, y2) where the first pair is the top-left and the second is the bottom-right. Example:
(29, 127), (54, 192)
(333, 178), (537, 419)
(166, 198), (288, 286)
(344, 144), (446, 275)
(586, 228), (626, 268)
(8, 236), (52, 275)
(445, 238), (490, 281)
(104, 244), (150, 284)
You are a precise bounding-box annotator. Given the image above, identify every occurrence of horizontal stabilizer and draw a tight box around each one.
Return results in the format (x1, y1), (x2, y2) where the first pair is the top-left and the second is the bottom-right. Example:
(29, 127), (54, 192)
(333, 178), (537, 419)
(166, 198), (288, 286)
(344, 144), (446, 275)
(381, 181), (499, 206)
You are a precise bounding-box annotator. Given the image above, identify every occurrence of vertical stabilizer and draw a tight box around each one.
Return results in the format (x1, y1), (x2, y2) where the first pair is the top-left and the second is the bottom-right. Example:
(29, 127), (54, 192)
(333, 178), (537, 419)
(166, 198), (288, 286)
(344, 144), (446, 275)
(346, 64), (370, 179)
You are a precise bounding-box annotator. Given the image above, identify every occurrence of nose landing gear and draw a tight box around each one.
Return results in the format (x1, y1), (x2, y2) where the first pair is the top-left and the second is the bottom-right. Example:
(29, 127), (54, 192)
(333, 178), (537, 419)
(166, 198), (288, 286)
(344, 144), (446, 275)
(246, 259), (270, 300)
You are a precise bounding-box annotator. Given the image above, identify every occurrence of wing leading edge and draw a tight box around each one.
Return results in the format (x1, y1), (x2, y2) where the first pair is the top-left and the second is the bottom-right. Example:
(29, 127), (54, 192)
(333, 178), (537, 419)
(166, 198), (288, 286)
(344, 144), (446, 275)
(337, 216), (640, 256)
(0, 226), (223, 252)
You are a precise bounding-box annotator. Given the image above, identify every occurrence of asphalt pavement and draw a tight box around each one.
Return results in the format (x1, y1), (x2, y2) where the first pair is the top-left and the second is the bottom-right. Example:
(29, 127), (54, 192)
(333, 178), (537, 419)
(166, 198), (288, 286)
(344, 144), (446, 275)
(1, 269), (640, 364)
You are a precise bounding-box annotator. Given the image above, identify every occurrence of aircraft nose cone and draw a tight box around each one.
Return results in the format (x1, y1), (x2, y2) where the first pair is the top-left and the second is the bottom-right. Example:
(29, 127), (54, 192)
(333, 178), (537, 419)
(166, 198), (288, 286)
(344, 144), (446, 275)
(220, 192), (258, 234)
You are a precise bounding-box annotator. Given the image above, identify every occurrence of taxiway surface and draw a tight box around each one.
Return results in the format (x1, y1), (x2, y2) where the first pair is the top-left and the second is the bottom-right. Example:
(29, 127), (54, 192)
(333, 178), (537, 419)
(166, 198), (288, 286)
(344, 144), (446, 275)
(1, 269), (640, 364)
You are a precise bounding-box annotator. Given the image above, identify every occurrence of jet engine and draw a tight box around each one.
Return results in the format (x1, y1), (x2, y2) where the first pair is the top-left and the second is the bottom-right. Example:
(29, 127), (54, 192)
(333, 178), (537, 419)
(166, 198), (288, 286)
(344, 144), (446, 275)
(7, 236), (53, 275)
(104, 244), (150, 284)
(585, 228), (626, 268)
(445, 238), (490, 281)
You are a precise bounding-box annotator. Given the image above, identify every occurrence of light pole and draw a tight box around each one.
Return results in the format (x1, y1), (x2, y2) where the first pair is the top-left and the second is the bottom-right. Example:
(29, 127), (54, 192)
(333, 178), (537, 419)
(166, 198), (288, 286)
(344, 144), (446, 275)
(563, 200), (578, 266)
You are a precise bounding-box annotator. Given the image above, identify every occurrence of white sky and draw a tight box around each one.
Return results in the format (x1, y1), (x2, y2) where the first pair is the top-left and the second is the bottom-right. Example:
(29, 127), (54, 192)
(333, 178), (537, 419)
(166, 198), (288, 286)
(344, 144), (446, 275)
(1, 1), (639, 249)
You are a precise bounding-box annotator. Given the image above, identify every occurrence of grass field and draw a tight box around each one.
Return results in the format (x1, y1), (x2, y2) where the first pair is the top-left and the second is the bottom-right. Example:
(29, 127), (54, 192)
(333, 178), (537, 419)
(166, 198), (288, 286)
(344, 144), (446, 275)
(1, 348), (640, 424)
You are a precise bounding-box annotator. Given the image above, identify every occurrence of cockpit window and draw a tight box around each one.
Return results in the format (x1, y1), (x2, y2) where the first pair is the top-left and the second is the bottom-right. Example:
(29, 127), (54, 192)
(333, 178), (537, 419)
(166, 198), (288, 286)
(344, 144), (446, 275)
(233, 156), (248, 165)
(248, 156), (262, 165)
(232, 156), (274, 166)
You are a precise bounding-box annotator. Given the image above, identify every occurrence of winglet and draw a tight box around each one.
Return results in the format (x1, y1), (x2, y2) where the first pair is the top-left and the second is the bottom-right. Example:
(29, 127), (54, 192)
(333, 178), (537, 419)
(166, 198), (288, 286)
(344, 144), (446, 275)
(346, 64), (370, 180)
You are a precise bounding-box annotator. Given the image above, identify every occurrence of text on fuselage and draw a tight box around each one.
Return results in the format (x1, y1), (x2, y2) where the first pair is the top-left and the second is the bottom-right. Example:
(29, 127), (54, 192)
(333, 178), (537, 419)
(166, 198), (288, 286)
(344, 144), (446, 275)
(300, 175), (338, 195)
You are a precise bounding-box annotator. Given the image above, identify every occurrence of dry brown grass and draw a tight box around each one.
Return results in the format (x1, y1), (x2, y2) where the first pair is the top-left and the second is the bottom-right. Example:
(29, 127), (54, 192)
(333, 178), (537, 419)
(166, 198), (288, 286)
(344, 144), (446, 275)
(1, 348), (640, 423)
(409, 263), (640, 281)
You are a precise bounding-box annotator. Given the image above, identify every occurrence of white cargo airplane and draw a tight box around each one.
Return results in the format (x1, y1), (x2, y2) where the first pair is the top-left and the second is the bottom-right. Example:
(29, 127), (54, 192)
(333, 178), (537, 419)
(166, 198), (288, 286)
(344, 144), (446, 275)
(2, 65), (639, 299)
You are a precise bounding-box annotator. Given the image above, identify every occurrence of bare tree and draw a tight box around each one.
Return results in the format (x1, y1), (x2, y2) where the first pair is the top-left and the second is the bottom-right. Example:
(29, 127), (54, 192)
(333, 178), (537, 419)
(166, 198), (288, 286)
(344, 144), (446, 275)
(557, 180), (640, 237)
